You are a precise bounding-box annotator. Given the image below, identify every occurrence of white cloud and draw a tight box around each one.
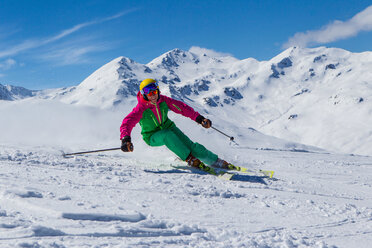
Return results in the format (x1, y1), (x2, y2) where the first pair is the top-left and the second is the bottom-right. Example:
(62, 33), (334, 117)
(189, 46), (234, 58)
(38, 33), (112, 66)
(43, 9), (136, 44)
(0, 58), (17, 70)
(0, 40), (40, 58)
(41, 44), (105, 65)
(0, 25), (21, 40)
(283, 5), (372, 48)
(0, 9), (137, 59)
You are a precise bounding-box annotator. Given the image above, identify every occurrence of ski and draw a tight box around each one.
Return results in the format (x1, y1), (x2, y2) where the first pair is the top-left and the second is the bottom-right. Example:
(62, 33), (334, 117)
(225, 164), (274, 178)
(197, 162), (234, 180)
(171, 162), (273, 180)
(172, 163), (234, 180)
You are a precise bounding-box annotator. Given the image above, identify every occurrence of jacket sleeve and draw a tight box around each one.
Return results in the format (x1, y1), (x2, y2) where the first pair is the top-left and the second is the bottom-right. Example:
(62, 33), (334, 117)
(120, 104), (144, 139)
(163, 95), (200, 121)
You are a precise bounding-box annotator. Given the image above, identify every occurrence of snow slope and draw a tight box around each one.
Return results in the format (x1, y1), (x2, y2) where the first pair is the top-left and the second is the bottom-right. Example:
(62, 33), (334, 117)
(0, 143), (371, 247)
(0, 94), (371, 247)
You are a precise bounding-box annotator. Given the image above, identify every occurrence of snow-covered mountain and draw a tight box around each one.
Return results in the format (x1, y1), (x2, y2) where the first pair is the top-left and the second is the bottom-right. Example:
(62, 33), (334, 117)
(41, 47), (242, 108)
(32, 46), (371, 156)
(2, 46), (371, 155)
(0, 83), (36, 100)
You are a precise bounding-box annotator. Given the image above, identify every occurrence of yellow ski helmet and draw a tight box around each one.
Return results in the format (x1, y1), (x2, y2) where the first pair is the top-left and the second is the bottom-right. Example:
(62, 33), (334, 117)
(139, 78), (159, 95)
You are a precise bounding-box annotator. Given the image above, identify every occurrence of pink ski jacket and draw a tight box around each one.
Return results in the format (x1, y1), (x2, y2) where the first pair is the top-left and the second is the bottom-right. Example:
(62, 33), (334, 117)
(120, 92), (200, 143)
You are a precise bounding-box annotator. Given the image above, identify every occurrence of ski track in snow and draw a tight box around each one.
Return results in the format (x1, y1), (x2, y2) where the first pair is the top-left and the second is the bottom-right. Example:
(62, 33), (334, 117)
(0, 144), (372, 247)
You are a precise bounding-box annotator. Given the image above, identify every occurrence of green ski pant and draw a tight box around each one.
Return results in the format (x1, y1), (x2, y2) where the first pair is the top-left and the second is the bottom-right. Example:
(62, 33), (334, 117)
(148, 125), (218, 165)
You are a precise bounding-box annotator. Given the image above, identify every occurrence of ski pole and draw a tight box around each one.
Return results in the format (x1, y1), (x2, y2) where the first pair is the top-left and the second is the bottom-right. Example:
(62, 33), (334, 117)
(211, 126), (235, 141)
(62, 147), (121, 157)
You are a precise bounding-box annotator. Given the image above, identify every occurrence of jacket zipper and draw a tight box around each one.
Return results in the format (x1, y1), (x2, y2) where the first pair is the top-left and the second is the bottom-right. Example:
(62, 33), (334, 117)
(151, 102), (162, 128)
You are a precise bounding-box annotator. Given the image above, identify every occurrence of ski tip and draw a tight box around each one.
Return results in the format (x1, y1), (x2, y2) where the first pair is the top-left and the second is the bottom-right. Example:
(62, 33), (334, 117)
(218, 173), (234, 181)
(259, 170), (275, 178)
(268, 171), (275, 178)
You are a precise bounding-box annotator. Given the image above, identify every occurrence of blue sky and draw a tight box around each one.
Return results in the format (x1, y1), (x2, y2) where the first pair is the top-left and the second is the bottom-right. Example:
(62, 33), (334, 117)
(1, 0), (372, 90)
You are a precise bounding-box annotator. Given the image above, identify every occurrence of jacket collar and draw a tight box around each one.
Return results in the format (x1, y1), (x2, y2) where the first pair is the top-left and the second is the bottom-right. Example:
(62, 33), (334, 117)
(137, 91), (162, 107)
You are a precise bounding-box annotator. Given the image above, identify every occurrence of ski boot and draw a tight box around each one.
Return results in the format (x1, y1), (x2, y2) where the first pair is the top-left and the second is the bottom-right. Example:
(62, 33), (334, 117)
(212, 158), (240, 171)
(186, 154), (202, 168)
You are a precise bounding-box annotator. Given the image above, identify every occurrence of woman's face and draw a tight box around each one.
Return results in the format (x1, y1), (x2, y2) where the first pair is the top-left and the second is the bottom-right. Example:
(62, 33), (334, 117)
(147, 91), (158, 104)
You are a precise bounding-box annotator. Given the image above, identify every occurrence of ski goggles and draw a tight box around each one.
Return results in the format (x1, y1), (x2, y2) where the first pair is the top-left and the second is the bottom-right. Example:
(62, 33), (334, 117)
(141, 82), (159, 95)
(146, 89), (158, 96)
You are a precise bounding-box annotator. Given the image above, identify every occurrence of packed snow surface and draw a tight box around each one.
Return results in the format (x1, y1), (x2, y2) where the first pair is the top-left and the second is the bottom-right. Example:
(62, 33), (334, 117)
(0, 99), (371, 247)
(0, 144), (371, 247)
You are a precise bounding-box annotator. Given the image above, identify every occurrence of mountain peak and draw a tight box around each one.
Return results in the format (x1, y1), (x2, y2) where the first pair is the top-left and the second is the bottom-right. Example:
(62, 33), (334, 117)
(117, 56), (136, 65)
(0, 83), (35, 100)
(147, 48), (197, 69)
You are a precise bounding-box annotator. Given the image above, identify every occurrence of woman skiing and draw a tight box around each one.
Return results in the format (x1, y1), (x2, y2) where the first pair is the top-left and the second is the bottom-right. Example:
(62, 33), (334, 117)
(120, 78), (232, 169)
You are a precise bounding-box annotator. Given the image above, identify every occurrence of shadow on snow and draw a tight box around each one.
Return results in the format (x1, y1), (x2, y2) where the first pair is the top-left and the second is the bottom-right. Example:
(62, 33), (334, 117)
(144, 169), (268, 185)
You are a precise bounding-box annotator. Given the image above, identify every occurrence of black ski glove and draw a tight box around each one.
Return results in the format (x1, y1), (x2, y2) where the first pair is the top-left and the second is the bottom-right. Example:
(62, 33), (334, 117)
(196, 115), (212, 129)
(121, 136), (134, 152)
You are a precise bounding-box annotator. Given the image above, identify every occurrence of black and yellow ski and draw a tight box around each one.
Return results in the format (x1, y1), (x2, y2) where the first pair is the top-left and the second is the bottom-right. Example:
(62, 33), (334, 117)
(172, 163), (234, 180)
(172, 162), (274, 181)
(225, 164), (275, 178)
